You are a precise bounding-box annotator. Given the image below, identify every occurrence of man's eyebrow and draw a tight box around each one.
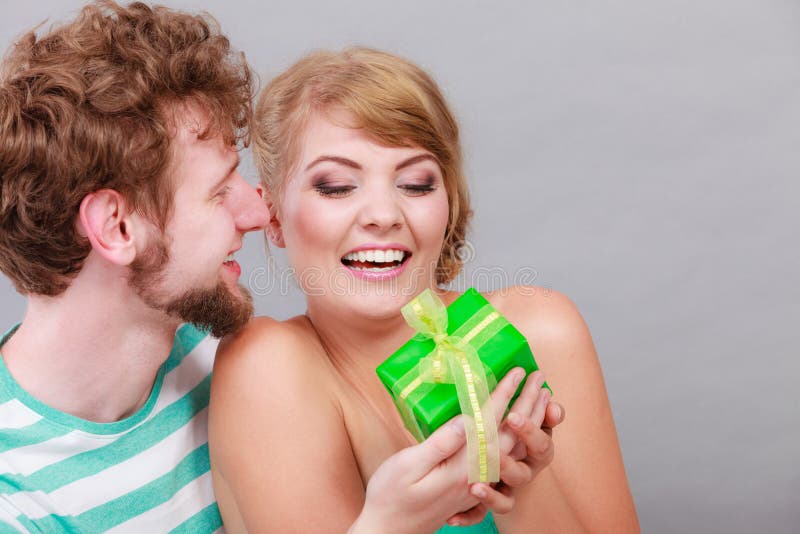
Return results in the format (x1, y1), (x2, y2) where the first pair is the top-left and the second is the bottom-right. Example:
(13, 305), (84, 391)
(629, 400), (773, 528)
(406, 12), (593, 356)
(210, 157), (240, 192)
(395, 154), (437, 171)
(304, 155), (362, 171)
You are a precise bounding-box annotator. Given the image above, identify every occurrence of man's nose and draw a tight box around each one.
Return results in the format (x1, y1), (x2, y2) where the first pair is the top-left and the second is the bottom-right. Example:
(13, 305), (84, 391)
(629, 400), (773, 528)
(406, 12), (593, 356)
(233, 175), (269, 232)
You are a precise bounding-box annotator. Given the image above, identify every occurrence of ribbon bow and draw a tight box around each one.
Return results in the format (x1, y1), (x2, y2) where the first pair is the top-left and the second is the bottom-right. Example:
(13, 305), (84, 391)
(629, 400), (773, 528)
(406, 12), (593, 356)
(394, 289), (500, 483)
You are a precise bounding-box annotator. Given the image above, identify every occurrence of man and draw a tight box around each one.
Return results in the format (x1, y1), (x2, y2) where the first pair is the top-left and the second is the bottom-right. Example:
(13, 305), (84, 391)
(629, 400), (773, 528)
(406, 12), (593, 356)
(0, 2), (562, 532)
(0, 2), (267, 531)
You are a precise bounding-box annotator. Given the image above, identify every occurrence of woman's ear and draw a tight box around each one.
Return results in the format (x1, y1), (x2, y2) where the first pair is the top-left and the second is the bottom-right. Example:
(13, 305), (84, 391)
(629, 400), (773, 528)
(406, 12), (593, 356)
(76, 189), (139, 265)
(262, 188), (285, 248)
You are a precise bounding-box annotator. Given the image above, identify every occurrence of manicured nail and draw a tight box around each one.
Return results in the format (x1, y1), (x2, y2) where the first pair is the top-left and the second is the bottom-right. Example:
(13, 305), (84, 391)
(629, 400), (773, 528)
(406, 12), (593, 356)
(535, 372), (545, 388)
(448, 419), (466, 436)
(513, 368), (524, 386)
(507, 412), (522, 427)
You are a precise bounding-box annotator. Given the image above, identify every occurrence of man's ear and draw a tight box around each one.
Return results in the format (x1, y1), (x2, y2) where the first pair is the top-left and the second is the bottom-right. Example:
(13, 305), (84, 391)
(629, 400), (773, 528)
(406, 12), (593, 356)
(261, 188), (285, 248)
(76, 190), (140, 266)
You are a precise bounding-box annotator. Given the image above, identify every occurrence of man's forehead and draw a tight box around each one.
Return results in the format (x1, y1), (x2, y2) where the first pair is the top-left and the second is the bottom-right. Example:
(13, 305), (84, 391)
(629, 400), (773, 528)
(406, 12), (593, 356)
(163, 104), (239, 189)
(162, 98), (232, 138)
(169, 101), (214, 138)
(166, 102), (238, 153)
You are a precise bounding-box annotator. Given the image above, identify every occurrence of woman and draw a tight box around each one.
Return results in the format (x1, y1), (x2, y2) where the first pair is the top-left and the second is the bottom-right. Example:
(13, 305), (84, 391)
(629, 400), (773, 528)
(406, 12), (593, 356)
(209, 48), (638, 532)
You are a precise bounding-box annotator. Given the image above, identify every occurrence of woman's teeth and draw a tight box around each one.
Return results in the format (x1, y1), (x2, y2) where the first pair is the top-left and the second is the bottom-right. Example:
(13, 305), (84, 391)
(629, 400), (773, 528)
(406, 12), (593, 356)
(341, 249), (408, 271)
(350, 265), (397, 272)
(224, 253), (235, 263)
(342, 249), (406, 263)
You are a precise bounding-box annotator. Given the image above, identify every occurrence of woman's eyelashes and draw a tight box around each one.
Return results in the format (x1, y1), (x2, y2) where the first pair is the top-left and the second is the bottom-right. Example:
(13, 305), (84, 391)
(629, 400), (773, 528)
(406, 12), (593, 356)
(398, 178), (436, 196)
(313, 176), (356, 197)
(315, 182), (437, 198)
(312, 172), (438, 198)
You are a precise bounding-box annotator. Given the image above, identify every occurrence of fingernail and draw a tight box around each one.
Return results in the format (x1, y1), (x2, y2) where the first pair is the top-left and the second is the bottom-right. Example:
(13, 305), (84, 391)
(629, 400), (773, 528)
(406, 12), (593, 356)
(507, 412), (522, 427)
(513, 368), (524, 386)
(473, 485), (487, 498)
(448, 519), (460, 526)
(448, 419), (466, 436)
(535, 372), (545, 388)
(541, 389), (551, 404)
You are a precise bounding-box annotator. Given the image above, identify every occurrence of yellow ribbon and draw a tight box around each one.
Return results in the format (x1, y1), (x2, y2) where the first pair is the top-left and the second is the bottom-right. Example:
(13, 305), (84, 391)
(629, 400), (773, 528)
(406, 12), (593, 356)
(395, 289), (500, 483)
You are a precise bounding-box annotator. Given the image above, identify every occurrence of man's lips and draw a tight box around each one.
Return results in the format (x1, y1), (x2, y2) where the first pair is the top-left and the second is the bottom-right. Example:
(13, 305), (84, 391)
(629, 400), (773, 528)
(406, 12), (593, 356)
(223, 250), (241, 277)
(222, 259), (241, 277)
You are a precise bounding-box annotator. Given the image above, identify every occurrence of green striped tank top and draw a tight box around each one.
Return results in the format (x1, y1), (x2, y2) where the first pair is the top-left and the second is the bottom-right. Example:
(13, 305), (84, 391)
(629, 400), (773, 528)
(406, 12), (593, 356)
(0, 323), (222, 533)
(436, 511), (499, 533)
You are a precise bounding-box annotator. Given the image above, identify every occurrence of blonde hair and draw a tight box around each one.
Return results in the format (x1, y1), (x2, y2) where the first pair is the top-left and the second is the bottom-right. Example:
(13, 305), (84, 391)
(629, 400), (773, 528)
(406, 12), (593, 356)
(252, 47), (471, 284)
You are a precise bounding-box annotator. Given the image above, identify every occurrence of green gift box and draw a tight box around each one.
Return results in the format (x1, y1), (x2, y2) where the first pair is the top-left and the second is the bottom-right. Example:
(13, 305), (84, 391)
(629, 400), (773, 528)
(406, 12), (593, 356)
(376, 288), (550, 441)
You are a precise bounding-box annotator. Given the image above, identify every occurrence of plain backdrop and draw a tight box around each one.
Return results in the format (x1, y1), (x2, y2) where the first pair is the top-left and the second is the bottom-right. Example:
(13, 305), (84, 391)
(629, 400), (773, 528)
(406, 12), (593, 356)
(1, 1), (798, 532)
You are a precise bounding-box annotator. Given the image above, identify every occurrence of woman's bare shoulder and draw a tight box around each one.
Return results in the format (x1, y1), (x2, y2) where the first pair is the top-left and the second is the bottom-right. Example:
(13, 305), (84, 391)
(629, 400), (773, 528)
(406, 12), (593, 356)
(211, 314), (339, 421)
(486, 288), (637, 530)
(482, 285), (602, 406)
(215, 315), (327, 377)
(485, 285), (594, 352)
(209, 316), (364, 531)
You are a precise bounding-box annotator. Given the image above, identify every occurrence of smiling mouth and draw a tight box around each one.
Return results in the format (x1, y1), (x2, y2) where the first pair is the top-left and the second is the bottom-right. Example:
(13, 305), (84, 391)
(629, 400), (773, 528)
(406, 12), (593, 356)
(341, 249), (411, 272)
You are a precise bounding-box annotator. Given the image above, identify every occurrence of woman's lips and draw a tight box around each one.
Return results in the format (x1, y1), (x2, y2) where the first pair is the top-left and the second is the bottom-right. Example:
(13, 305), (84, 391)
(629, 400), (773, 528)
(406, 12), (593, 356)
(341, 250), (411, 281)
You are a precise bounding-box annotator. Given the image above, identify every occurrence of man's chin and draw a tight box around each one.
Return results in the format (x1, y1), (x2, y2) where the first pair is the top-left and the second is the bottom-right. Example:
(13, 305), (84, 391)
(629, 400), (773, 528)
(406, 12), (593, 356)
(164, 282), (254, 338)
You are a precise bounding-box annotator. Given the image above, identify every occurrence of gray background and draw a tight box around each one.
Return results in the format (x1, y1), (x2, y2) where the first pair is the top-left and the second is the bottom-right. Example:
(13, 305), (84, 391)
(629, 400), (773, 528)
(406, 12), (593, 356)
(1, 1), (798, 531)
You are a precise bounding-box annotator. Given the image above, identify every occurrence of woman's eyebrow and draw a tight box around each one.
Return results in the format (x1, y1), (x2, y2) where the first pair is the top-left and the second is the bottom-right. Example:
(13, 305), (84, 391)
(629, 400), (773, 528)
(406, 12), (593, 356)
(303, 153), (436, 172)
(304, 155), (361, 171)
(395, 154), (436, 171)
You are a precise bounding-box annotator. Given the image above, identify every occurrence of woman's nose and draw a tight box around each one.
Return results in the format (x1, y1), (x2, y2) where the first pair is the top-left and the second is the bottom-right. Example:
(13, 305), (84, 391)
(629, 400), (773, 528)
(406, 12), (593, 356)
(356, 185), (403, 231)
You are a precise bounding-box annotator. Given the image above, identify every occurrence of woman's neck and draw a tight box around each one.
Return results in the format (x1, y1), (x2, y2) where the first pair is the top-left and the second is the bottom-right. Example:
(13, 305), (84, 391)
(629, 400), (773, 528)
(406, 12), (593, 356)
(303, 288), (457, 375)
(306, 304), (411, 374)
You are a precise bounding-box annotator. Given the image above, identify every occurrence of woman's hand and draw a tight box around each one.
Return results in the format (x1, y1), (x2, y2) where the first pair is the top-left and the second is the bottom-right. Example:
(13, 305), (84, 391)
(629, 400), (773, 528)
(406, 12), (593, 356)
(446, 371), (564, 527)
(350, 367), (531, 534)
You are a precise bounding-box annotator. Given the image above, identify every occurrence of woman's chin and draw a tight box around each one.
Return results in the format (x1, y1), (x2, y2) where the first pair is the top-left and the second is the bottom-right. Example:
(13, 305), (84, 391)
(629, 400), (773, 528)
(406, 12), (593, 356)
(323, 292), (415, 322)
(301, 266), (438, 321)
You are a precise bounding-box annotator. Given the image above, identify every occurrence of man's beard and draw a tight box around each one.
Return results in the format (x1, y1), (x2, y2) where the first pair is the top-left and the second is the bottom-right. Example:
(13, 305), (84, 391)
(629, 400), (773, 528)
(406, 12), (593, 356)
(128, 235), (254, 338)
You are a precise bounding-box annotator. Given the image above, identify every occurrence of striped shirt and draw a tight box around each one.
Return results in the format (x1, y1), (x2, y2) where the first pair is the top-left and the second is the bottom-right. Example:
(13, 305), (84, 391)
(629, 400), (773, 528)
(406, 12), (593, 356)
(0, 324), (223, 533)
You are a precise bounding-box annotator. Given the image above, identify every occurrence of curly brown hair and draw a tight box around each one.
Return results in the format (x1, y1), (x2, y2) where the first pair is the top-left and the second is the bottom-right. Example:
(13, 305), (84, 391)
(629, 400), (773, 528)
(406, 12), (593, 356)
(253, 48), (472, 285)
(0, 1), (253, 296)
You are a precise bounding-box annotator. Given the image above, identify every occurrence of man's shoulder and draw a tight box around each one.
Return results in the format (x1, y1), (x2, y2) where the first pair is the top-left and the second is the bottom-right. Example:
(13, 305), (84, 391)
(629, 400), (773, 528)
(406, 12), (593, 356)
(165, 323), (219, 375)
(174, 323), (219, 355)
